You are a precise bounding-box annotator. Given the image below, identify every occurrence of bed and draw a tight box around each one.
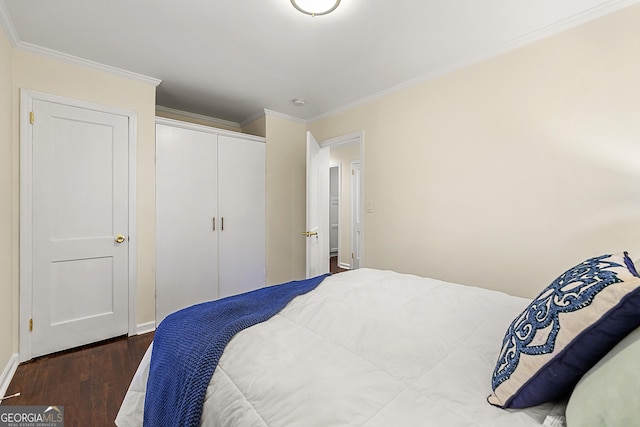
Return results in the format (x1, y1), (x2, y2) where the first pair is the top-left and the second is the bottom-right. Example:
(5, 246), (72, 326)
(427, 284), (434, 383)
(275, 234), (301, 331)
(116, 253), (640, 427)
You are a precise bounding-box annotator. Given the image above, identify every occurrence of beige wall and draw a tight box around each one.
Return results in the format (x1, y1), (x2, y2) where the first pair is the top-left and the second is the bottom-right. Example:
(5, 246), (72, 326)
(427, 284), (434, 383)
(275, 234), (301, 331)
(0, 24), (15, 379)
(241, 114), (266, 138)
(264, 114), (306, 284)
(10, 51), (158, 342)
(330, 143), (360, 267)
(1, 6), (638, 383)
(309, 5), (640, 298)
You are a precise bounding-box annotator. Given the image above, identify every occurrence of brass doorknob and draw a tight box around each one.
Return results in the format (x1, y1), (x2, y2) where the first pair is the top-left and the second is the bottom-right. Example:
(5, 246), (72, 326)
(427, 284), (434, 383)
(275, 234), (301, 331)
(302, 231), (318, 237)
(115, 234), (126, 243)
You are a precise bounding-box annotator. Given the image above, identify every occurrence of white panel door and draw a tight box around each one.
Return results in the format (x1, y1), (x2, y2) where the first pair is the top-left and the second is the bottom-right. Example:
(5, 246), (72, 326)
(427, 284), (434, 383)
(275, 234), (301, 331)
(31, 100), (129, 358)
(305, 132), (330, 278)
(155, 124), (219, 324)
(217, 135), (266, 298)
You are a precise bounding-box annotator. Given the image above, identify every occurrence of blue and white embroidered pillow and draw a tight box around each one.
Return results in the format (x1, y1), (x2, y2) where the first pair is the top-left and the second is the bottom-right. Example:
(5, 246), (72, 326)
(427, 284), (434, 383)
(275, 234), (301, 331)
(487, 252), (640, 409)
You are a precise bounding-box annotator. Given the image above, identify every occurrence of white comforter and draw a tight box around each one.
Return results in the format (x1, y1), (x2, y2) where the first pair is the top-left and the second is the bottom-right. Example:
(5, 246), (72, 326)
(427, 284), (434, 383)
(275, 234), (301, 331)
(117, 268), (559, 426)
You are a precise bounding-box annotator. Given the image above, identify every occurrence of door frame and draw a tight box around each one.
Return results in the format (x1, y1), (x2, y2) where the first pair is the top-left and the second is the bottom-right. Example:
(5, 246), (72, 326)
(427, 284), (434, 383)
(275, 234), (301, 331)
(320, 131), (365, 268)
(19, 89), (138, 362)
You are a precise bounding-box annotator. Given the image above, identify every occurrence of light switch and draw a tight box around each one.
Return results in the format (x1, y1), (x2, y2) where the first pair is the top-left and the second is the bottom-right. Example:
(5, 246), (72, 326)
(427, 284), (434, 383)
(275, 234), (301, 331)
(367, 200), (374, 213)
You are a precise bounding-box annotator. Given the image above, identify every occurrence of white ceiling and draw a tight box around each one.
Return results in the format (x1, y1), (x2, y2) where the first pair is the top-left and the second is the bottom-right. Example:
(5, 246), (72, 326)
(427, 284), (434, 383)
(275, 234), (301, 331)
(1, 0), (637, 124)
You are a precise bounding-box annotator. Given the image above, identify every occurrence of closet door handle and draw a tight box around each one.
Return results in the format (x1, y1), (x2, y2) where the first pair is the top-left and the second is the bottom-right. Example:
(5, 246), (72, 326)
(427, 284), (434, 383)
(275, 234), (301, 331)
(212, 217), (216, 231)
(221, 217), (224, 231)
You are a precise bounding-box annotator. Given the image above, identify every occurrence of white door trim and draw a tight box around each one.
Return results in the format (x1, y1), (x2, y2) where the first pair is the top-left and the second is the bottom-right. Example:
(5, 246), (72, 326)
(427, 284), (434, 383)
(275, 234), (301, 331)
(320, 131), (365, 267)
(19, 89), (138, 362)
(350, 160), (362, 270)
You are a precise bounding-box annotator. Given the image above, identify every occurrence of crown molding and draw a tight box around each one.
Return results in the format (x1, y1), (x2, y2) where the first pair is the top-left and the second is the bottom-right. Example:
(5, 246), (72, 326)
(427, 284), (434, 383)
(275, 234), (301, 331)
(264, 109), (306, 124)
(17, 41), (161, 86)
(0, 1), (161, 86)
(4, 0), (638, 122)
(0, 0), (19, 46)
(309, 0), (640, 123)
(240, 109), (306, 128)
(156, 105), (240, 130)
(239, 110), (266, 128)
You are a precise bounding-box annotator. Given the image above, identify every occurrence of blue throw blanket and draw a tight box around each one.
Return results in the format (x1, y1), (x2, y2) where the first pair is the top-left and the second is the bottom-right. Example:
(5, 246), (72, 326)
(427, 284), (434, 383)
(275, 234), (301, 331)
(143, 274), (330, 427)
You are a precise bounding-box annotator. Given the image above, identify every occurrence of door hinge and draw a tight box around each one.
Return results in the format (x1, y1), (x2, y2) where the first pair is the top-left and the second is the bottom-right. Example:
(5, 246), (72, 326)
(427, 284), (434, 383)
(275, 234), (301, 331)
(29, 111), (35, 124)
(29, 318), (33, 332)
(352, 253), (354, 259)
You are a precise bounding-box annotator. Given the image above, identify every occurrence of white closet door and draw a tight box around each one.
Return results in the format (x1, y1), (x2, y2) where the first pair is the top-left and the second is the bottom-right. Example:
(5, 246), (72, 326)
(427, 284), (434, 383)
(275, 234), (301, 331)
(217, 135), (266, 298)
(156, 124), (219, 324)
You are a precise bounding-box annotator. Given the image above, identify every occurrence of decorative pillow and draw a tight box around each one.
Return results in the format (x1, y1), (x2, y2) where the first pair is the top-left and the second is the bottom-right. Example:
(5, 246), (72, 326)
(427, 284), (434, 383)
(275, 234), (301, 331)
(487, 252), (640, 409)
(565, 325), (640, 426)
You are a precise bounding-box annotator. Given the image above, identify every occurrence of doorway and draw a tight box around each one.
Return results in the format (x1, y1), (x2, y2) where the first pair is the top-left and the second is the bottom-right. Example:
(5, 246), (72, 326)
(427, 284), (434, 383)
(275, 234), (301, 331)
(305, 131), (364, 276)
(328, 141), (361, 271)
(329, 165), (340, 264)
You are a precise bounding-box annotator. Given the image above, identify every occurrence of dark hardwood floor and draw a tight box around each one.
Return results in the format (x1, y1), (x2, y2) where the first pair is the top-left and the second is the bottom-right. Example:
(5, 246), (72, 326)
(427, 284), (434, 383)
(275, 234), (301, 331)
(330, 255), (349, 274)
(3, 332), (154, 427)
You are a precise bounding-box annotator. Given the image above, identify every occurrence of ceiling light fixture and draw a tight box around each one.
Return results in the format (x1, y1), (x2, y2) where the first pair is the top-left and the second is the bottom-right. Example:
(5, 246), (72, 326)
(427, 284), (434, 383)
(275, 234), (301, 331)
(292, 98), (306, 106)
(290, 0), (340, 16)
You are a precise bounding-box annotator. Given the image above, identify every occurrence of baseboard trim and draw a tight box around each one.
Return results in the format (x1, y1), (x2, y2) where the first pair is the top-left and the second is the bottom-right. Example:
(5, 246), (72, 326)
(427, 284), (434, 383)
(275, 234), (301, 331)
(136, 321), (156, 335)
(0, 353), (19, 404)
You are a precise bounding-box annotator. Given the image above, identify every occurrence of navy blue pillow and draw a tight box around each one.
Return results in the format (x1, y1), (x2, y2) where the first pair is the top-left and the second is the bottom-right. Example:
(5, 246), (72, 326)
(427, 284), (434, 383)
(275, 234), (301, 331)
(488, 252), (640, 408)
